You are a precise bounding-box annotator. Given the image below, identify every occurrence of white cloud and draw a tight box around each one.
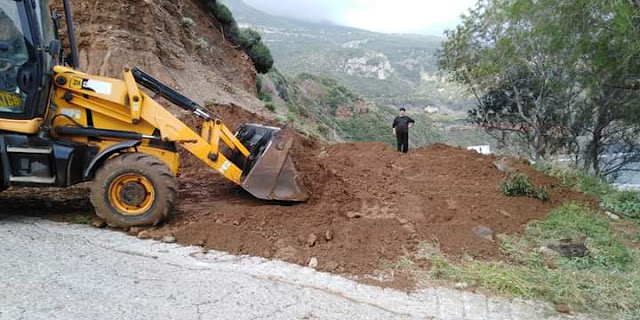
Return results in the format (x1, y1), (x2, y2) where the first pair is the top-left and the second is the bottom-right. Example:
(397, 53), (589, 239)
(242, 0), (477, 35)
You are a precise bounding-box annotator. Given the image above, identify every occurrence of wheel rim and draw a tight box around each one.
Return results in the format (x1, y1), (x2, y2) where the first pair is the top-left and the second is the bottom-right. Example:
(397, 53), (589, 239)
(108, 173), (155, 216)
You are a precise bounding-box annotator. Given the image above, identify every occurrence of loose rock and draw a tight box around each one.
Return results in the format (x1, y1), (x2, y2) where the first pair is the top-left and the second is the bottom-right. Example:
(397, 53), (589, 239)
(473, 226), (494, 241)
(196, 240), (206, 247)
(548, 243), (589, 258)
(137, 230), (152, 240)
(325, 230), (334, 241)
(346, 212), (362, 219)
(325, 260), (339, 271)
(604, 211), (620, 220)
(91, 219), (106, 229)
(454, 282), (469, 290)
(128, 227), (141, 236)
(307, 233), (318, 247)
(161, 235), (177, 243)
(493, 158), (513, 172)
(308, 257), (318, 269)
(556, 304), (570, 314)
(539, 246), (560, 259)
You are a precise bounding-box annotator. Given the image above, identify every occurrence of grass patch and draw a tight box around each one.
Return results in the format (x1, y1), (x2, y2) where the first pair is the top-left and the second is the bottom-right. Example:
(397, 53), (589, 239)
(405, 204), (640, 318)
(66, 214), (93, 225)
(501, 173), (550, 201)
(534, 162), (640, 221)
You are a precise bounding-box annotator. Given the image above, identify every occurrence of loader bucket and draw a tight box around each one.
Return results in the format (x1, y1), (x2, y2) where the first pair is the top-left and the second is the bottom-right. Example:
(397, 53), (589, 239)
(235, 124), (309, 202)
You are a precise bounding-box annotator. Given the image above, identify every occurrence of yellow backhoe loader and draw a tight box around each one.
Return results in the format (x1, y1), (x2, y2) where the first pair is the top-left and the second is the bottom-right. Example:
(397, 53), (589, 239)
(0, 0), (308, 227)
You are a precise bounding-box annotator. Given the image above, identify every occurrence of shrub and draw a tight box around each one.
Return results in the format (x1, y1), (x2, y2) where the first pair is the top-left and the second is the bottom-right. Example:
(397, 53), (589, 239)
(181, 17), (195, 28)
(248, 42), (274, 74)
(211, 3), (234, 25)
(238, 28), (262, 50)
(264, 102), (276, 112)
(501, 173), (549, 201)
(258, 90), (272, 102)
(196, 38), (209, 49)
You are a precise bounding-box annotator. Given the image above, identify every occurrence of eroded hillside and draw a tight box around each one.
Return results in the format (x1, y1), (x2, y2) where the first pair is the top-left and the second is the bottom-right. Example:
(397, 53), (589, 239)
(59, 0), (263, 112)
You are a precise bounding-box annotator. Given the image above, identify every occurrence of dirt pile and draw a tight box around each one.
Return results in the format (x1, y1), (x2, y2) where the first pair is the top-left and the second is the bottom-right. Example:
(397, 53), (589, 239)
(150, 104), (588, 286)
(57, 0), (263, 111)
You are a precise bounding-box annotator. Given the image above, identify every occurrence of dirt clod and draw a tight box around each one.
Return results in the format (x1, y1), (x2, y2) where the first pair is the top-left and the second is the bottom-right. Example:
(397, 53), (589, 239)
(556, 304), (571, 314)
(307, 234), (318, 247)
(137, 231), (152, 240)
(91, 219), (106, 229)
(128, 227), (141, 236)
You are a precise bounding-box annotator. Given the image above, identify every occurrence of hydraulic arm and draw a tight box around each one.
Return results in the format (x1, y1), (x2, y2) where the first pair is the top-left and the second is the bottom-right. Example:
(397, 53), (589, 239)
(50, 65), (308, 201)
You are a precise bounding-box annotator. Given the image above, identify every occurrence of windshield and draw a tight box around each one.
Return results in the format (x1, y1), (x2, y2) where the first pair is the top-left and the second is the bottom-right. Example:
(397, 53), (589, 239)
(0, 2), (32, 114)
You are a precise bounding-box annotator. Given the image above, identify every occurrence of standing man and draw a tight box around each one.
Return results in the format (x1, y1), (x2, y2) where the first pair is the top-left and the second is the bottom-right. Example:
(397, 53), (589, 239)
(392, 108), (415, 153)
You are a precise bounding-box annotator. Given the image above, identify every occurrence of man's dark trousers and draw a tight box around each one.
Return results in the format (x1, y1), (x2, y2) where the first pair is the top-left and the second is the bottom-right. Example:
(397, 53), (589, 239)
(396, 131), (409, 153)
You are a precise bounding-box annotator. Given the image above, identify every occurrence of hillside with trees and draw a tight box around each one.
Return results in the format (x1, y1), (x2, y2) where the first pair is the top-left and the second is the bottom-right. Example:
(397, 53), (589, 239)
(439, 0), (640, 180)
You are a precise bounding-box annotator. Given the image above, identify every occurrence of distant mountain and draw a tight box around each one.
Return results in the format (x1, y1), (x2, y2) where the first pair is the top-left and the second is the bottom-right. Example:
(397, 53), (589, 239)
(222, 0), (473, 113)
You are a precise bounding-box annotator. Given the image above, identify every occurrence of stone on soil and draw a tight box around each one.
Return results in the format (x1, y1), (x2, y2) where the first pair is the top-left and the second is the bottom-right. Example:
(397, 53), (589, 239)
(137, 230), (152, 240)
(308, 257), (318, 268)
(161, 235), (177, 244)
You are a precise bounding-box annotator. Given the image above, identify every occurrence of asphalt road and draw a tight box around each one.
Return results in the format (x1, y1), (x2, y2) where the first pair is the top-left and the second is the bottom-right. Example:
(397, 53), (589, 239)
(0, 217), (589, 320)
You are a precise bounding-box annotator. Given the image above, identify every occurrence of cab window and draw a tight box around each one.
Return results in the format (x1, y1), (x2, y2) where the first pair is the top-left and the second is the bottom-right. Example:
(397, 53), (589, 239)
(0, 3), (34, 115)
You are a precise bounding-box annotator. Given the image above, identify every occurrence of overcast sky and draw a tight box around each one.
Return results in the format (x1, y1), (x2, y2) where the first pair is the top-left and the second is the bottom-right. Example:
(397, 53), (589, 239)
(243, 0), (477, 35)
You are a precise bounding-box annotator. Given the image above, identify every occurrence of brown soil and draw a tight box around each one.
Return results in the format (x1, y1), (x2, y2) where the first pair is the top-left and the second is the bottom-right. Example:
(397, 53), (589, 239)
(0, 104), (589, 290)
(151, 104), (589, 288)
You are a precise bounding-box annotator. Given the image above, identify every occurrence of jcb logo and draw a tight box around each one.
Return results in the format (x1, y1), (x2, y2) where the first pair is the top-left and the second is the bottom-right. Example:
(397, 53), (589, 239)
(70, 77), (83, 89)
(0, 91), (22, 108)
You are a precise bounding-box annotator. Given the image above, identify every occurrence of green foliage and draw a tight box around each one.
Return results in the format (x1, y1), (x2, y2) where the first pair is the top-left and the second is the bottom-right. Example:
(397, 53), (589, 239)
(602, 191), (640, 220)
(414, 204), (640, 317)
(211, 2), (234, 25)
(439, 0), (640, 175)
(534, 162), (640, 221)
(199, 0), (273, 73)
(264, 102), (276, 112)
(195, 38), (209, 49)
(247, 42), (274, 74)
(500, 173), (549, 201)
(181, 17), (195, 28)
(238, 28), (262, 50)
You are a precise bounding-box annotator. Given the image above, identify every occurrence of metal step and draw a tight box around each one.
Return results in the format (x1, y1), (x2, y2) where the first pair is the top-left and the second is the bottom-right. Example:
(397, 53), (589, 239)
(9, 176), (56, 184)
(6, 147), (53, 154)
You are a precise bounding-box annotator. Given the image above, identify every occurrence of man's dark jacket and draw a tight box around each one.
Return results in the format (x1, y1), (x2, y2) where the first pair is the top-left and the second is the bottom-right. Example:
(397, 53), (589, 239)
(392, 116), (415, 133)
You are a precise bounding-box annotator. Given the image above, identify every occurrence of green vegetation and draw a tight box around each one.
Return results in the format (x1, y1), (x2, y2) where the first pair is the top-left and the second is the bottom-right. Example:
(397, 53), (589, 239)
(180, 17), (195, 28)
(398, 204), (640, 318)
(199, 0), (273, 73)
(534, 162), (640, 221)
(221, 0), (475, 113)
(439, 0), (640, 178)
(500, 173), (549, 201)
(195, 38), (209, 49)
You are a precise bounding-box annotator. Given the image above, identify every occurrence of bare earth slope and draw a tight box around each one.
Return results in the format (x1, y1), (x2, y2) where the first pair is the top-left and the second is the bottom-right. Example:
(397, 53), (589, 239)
(61, 0), (263, 111)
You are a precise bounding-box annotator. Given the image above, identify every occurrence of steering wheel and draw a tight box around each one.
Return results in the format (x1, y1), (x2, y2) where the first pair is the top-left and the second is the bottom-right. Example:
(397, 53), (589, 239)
(0, 58), (11, 72)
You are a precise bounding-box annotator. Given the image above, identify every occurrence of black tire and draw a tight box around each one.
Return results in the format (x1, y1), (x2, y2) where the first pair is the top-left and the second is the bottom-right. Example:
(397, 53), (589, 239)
(90, 153), (178, 228)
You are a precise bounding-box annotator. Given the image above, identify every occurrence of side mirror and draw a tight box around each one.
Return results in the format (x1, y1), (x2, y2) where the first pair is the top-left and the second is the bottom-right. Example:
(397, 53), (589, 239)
(47, 40), (61, 59)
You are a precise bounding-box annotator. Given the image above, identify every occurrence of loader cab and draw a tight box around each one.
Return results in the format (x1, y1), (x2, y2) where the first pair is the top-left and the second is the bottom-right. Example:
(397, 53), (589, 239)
(0, 0), (58, 127)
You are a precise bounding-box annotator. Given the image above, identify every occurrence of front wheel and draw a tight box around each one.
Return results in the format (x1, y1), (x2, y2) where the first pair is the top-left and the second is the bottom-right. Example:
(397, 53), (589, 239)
(90, 153), (178, 228)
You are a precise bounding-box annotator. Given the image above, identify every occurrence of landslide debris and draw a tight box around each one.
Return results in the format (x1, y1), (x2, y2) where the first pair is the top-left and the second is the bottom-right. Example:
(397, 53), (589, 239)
(151, 104), (589, 288)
